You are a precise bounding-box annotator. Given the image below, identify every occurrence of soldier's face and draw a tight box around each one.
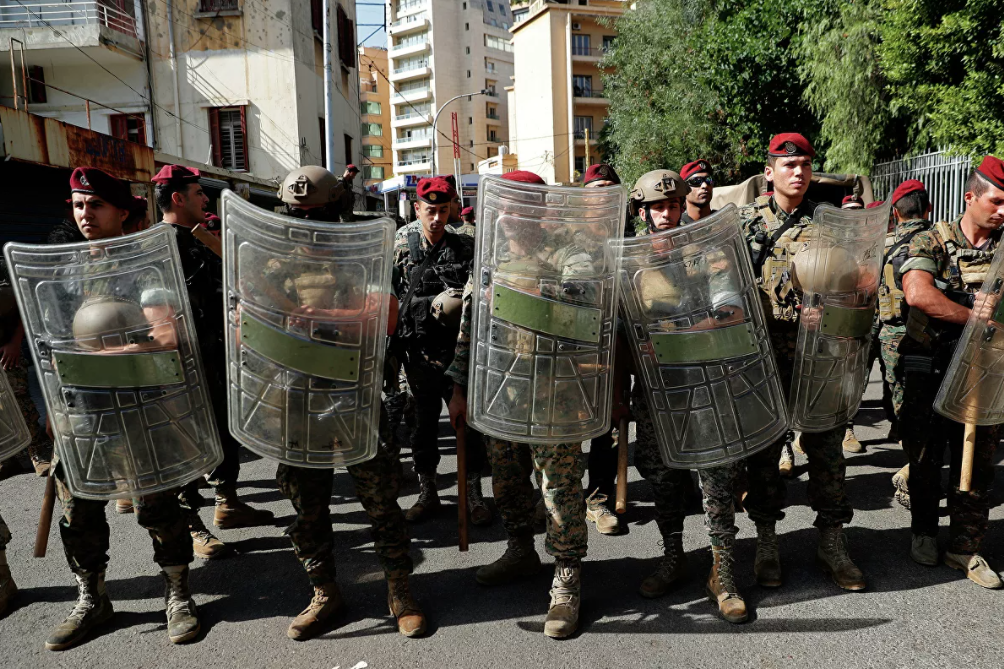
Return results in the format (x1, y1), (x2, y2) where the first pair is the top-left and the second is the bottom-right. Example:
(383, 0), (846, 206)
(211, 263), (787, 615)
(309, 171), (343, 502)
(685, 173), (713, 206)
(173, 183), (209, 225)
(72, 193), (129, 240)
(415, 201), (452, 235)
(766, 156), (812, 199)
(586, 180), (616, 188)
(966, 183), (1004, 230)
(642, 199), (682, 230)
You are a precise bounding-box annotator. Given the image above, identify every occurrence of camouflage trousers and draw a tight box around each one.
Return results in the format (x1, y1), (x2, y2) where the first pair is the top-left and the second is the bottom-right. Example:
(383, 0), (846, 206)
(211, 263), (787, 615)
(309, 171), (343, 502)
(5, 359), (52, 464)
(900, 348), (998, 553)
(0, 512), (9, 550)
(488, 437), (587, 560)
(631, 385), (690, 540)
(276, 405), (413, 587)
(697, 463), (742, 546)
(878, 324), (906, 419)
(54, 465), (192, 574)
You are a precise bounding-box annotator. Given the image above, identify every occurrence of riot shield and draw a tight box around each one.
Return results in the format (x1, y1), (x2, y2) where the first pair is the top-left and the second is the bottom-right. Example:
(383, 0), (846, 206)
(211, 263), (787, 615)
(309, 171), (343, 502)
(934, 248), (1004, 424)
(221, 190), (395, 467)
(610, 205), (787, 468)
(0, 368), (31, 463)
(467, 175), (625, 443)
(788, 203), (890, 432)
(3, 226), (223, 500)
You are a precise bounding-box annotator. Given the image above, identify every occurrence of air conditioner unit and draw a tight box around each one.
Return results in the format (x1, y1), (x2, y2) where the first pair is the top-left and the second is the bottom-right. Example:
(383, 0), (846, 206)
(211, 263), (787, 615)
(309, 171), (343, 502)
(571, 22), (581, 30)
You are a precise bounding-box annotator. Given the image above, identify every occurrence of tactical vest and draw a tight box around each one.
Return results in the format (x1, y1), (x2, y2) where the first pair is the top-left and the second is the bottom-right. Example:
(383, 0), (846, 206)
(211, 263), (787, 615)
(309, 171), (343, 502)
(398, 231), (472, 342)
(877, 224), (928, 325)
(749, 196), (813, 323)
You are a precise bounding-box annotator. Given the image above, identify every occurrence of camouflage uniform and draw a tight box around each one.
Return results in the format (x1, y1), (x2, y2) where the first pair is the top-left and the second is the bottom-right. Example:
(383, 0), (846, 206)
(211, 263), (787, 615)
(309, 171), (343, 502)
(897, 216), (1001, 553)
(455, 223), (476, 237)
(739, 196), (853, 529)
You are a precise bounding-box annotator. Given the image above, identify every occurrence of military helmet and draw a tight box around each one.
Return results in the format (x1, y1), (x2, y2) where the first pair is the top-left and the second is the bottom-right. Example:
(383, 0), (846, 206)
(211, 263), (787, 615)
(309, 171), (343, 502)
(431, 288), (463, 331)
(791, 245), (860, 294)
(279, 166), (345, 207)
(72, 297), (150, 351)
(629, 170), (690, 212)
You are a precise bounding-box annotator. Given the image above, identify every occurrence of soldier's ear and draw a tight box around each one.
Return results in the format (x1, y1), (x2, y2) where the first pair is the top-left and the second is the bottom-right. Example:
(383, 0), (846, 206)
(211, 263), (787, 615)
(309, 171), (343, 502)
(764, 163), (774, 183)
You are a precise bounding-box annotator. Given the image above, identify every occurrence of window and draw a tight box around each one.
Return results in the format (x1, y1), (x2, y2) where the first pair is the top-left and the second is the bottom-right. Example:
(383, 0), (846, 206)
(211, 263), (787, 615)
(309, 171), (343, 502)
(572, 75), (592, 96)
(344, 134), (353, 167)
(209, 107), (247, 170)
(466, 47), (470, 55)
(361, 123), (383, 137)
(572, 34), (591, 56)
(603, 35), (616, 52)
(465, 22), (469, 30)
(485, 35), (513, 52)
(27, 65), (46, 103)
(337, 6), (356, 69)
(487, 128), (498, 142)
(362, 145), (384, 158)
(110, 113), (147, 145)
(485, 79), (498, 96)
(363, 166), (385, 180)
(573, 115), (593, 138)
(485, 58), (497, 73)
(469, 117), (473, 124)
(361, 101), (382, 115)
(462, 1), (467, 8)
(467, 70), (471, 78)
(499, 4), (506, 16)
(198, 0), (239, 11)
(310, 0), (322, 34)
(486, 104), (499, 120)
(487, 1), (494, 11)
(574, 156), (585, 175)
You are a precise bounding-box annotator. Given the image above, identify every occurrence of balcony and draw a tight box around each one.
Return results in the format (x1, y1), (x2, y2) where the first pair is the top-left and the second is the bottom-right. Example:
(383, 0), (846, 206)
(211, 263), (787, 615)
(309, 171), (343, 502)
(393, 112), (432, 128)
(571, 46), (609, 63)
(390, 63), (431, 83)
(0, 1), (144, 63)
(393, 136), (433, 150)
(485, 113), (502, 125)
(396, 157), (432, 174)
(395, 0), (426, 17)
(388, 12), (429, 36)
(573, 87), (608, 104)
(391, 87), (432, 104)
(390, 38), (430, 58)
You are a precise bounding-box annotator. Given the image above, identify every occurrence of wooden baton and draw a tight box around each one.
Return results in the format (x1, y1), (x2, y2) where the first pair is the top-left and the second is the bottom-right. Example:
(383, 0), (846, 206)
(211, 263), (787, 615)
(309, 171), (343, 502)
(960, 422), (977, 493)
(615, 416), (629, 514)
(456, 416), (469, 552)
(33, 473), (56, 558)
(191, 224), (223, 258)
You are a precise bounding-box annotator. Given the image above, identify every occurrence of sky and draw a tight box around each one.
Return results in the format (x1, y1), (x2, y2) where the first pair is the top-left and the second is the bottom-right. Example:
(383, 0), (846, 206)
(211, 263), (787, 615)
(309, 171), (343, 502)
(356, 1), (388, 49)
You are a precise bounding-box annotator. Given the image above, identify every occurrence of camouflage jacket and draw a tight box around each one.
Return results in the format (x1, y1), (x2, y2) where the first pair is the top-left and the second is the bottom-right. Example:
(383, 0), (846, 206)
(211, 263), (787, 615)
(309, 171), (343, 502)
(877, 218), (930, 325)
(454, 223), (476, 237)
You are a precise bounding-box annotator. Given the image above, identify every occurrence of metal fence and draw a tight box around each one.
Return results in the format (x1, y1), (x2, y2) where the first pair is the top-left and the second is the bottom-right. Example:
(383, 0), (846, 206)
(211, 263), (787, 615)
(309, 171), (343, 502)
(871, 149), (973, 223)
(0, 1), (138, 39)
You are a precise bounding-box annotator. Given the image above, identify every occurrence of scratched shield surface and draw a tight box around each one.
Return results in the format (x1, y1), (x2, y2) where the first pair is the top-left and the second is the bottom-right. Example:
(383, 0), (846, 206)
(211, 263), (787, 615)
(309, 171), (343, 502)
(468, 176), (626, 444)
(3, 226), (222, 500)
(222, 191), (395, 468)
(610, 205), (788, 468)
(788, 203), (890, 432)
(0, 365), (31, 463)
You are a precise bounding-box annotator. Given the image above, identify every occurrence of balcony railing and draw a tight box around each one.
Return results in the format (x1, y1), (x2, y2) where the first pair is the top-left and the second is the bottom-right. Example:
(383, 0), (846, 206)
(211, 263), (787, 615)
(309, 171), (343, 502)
(0, 1), (138, 38)
(396, 0), (425, 14)
(574, 87), (606, 98)
(572, 45), (612, 57)
(484, 90), (499, 98)
(395, 110), (430, 121)
(394, 60), (429, 74)
(486, 112), (500, 120)
(391, 37), (429, 51)
(398, 132), (432, 142)
(390, 12), (427, 28)
(398, 157), (431, 167)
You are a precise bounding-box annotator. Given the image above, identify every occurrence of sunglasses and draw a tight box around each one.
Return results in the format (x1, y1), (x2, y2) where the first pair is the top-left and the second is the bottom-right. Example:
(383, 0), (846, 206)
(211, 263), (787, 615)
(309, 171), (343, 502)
(686, 176), (714, 187)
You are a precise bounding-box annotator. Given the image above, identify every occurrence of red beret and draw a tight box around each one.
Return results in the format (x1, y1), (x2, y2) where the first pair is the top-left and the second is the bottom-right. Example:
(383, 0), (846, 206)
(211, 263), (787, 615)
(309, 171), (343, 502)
(841, 195), (864, 207)
(583, 163), (620, 185)
(890, 179), (927, 205)
(975, 155), (1004, 190)
(768, 133), (815, 158)
(416, 176), (456, 204)
(501, 170), (546, 185)
(680, 160), (712, 180)
(346, 164), (359, 172)
(69, 167), (135, 211)
(460, 206), (474, 217)
(152, 164), (201, 185)
(865, 201), (885, 209)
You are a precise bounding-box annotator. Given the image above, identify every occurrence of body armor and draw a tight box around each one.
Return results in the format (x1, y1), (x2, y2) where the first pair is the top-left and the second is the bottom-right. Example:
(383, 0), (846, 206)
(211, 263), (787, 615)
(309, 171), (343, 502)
(397, 231), (472, 346)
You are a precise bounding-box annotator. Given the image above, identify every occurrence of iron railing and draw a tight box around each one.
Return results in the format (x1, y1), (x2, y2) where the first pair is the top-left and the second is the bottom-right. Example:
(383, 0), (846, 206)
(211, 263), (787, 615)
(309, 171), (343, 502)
(872, 149), (973, 223)
(0, 1), (138, 38)
(198, 0), (240, 12)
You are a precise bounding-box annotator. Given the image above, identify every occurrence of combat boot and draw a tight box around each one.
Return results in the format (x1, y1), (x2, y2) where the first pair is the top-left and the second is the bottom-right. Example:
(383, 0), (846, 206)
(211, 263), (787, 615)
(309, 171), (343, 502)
(910, 534), (938, 566)
(476, 535), (541, 586)
(706, 539), (748, 624)
(944, 552), (1004, 589)
(544, 559), (581, 639)
(892, 465), (910, 510)
(213, 484), (274, 529)
(162, 565), (200, 644)
(639, 533), (686, 598)
(115, 498), (134, 514)
(467, 473), (493, 527)
(791, 431), (804, 455)
(46, 570), (114, 651)
(287, 582), (344, 640)
(405, 473), (441, 522)
(0, 551), (16, 618)
(754, 522), (782, 587)
(817, 526), (866, 591)
(190, 514), (229, 560)
(842, 425), (864, 453)
(778, 441), (795, 478)
(585, 490), (620, 535)
(387, 576), (426, 637)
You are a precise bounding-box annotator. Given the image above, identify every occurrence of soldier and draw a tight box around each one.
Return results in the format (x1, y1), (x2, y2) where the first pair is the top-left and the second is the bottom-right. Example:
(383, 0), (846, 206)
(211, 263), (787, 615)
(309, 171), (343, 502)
(456, 206), (477, 236)
(739, 133), (866, 592)
(43, 167), (201, 649)
(841, 195), (864, 210)
(336, 165), (360, 221)
(392, 177), (490, 525)
(877, 180), (933, 509)
(152, 165), (273, 560)
(680, 160), (717, 225)
(241, 166), (426, 639)
(897, 156), (1004, 588)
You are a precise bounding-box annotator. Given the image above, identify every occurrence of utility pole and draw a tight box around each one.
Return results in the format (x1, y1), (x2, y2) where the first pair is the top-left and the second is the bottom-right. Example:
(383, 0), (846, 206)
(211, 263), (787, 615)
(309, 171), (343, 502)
(323, 0), (336, 171)
(431, 90), (488, 175)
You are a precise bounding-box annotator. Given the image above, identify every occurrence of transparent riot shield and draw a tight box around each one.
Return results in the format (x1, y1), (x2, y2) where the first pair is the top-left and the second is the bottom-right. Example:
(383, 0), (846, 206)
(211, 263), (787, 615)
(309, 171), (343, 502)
(221, 190), (395, 467)
(788, 203), (890, 432)
(3, 226), (223, 499)
(0, 368), (31, 463)
(610, 205), (788, 468)
(468, 176), (625, 443)
(934, 249), (1004, 424)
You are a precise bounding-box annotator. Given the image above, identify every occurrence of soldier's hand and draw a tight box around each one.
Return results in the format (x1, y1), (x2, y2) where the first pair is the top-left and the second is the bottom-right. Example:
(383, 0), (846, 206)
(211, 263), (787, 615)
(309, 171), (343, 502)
(974, 291), (998, 323)
(0, 339), (22, 370)
(448, 383), (467, 429)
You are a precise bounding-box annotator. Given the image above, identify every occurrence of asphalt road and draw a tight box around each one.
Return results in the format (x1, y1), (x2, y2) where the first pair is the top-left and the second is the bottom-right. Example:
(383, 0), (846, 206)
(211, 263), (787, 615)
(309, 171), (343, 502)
(2, 366), (1003, 669)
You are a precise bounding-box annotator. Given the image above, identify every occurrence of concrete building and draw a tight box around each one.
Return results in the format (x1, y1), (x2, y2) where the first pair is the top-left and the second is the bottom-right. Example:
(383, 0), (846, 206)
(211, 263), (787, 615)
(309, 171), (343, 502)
(0, 0), (361, 183)
(385, 0), (514, 177)
(358, 46), (394, 197)
(508, 0), (626, 184)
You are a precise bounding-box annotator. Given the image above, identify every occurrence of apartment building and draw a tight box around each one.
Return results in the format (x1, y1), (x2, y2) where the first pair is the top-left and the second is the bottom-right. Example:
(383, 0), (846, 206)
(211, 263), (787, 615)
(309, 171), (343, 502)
(508, 0), (626, 184)
(0, 0), (360, 182)
(385, 0), (514, 177)
(359, 46), (394, 194)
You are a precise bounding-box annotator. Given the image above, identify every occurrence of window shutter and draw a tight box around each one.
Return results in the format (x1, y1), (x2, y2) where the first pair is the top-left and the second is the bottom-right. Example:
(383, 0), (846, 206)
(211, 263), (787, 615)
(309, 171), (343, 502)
(239, 105), (249, 171)
(208, 108), (222, 167)
(110, 115), (127, 140)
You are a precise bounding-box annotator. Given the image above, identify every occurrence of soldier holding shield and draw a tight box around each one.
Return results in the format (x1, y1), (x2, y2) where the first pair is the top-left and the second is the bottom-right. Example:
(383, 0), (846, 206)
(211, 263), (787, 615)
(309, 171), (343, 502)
(0, 363), (32, 618)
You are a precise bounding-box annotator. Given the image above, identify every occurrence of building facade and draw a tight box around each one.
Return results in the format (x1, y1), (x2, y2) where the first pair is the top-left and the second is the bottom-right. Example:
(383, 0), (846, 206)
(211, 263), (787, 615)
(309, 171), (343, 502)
(359, 46), (394, 194)
(508, 0), (625, 184)
(385, 0), (514, 177)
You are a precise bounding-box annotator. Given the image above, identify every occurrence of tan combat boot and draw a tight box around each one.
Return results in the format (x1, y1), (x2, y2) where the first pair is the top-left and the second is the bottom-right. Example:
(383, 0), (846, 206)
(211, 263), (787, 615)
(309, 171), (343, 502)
(387, 576), (426, 637)
(467, 473), (493, 527)
(639, 533), (686, 598)
(544, 559), (580, 639)
(585, 490), (620, 535)
(817, 526), (866, 591)
(46, 570), (114, 651)
(162, 565), (200, 644)
(778, 442), (795, 478)
(405, 473), (441, 523)
(288, 582), (345, 640)
(944, 552), (1004, 590)
(213, 484), (274, 529)
(190, 514), (229, 560)
(0, 550), (17, 618)
(707, 539), (748, 624)
(892, 465), (910, 510)
(754, 523), (782, 587)
(476, 536), (542, 586)
(842, 425), (864, 454)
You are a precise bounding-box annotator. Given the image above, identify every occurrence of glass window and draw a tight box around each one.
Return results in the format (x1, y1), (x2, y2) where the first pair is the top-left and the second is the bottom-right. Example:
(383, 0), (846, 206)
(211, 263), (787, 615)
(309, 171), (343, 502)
(572, 34), (591, 56)
(573, 115), (593, 138)
(572, 75), (593, 97)
(602, 35), (616, 52)
(363, 166), (385, 180)
(487, 1), (494, 12)
(360, 101), (382, 115)
(362, 145), (384, 157)
(361, 123), (383, 137)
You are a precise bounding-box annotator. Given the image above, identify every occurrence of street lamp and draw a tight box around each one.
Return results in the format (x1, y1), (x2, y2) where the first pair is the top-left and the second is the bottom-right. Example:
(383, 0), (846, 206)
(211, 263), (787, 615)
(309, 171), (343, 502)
(430, 89), (489, 176)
